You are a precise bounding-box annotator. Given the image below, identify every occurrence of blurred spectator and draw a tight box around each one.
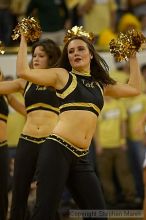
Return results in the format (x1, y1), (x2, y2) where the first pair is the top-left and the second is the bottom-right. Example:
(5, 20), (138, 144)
(77, 0), (117, 38)
(139, 14), (146, 36)
(0, 0), (14, 46)
(124, 93), (146, 204)
(65, 0), (82, 26)
(97, 11), (142, 50)
(110, 61), (129, 83)
(4, 75), (25, 160)
(7, 92), (25, 158)
(95, 96), (136, 208)
(128, 0), (146, 18)
(118, 12), (141, 33)
(10, 0), (31, 20)
(115, 0), (129, 27)
(97, 28), (117, 50)
(26, 0), (71, 46)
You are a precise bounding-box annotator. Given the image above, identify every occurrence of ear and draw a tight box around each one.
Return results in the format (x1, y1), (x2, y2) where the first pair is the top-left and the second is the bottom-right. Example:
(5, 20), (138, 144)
(90, 54), (93, 59)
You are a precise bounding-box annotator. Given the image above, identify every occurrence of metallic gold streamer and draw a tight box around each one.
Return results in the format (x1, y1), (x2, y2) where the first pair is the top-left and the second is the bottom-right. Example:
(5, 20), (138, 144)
(12, 17), (42, 42)
(64, 26), (95, 43)
(109, 29), (146, 62)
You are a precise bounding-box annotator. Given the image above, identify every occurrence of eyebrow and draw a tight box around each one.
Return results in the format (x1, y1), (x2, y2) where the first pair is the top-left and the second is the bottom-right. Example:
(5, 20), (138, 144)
(68, 45), (86, 50)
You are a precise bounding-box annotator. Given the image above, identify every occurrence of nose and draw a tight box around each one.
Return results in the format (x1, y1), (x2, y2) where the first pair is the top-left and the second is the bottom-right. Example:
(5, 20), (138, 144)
(34, 56), (39, 61)
(74, 49), (79, 56)
(34, 55), (39, 60)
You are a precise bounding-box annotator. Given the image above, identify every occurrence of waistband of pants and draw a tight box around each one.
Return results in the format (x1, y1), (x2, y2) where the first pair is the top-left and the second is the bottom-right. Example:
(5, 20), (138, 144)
(0, 140), (7, 147)
(48, 134), (89, 157)
(20, 134), (47, 144)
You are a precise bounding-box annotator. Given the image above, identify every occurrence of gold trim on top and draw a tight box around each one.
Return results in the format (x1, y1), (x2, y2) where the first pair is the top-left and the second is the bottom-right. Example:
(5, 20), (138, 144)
(56, 73), (77, 99)
(59, 102), (101, 114)
(72, 69), (91, 77)
(23, 82), (32, 97)
(26, 103), (59, 113)
(0, 113), (7, 121)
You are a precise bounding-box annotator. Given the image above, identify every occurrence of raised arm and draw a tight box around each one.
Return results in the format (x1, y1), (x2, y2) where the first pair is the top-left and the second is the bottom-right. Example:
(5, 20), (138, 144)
(6, 94), (26, 116)
(104, 54), (141, 98)
(0, 78), (25, 94)
(17, 35), (68, 89)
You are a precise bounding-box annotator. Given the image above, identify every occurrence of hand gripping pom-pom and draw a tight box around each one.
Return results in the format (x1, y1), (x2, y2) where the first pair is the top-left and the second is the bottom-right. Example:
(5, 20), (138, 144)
(12, 17), (42, 42)
(109, 29), (146, 62)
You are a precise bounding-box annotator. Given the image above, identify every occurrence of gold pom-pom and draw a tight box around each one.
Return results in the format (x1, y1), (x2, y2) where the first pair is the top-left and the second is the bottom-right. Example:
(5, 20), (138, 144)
(0, 41), (5, 54)
(12, 17), (42, 42)
(64, 26), (95, 43)
(109, 29), (146, 62)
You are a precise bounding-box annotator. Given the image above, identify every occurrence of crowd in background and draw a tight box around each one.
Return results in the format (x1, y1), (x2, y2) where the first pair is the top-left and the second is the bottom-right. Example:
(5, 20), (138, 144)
(0, 0), (146, 48)
(1, 0), (146, 219)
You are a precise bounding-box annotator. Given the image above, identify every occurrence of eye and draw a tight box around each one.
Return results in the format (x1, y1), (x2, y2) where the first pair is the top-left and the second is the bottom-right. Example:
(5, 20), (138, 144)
(78, 46), (85, 51)
(68, 49), (74, 54)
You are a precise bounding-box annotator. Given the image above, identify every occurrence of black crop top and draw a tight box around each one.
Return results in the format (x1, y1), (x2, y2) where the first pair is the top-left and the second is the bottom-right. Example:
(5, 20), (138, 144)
(0, 96), (9, 122)
(24, 82), (59, 114)
(56, 72), (104, 117)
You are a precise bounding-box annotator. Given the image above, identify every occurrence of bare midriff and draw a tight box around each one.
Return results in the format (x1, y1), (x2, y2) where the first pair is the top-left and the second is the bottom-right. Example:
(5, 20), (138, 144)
(22, 110), (58, 138)
(53, 110), (97, 149)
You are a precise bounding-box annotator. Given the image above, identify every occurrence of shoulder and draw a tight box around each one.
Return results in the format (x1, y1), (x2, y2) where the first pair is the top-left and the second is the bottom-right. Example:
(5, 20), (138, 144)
(56, 68), (70, 90)
(14, 78), (27, 91)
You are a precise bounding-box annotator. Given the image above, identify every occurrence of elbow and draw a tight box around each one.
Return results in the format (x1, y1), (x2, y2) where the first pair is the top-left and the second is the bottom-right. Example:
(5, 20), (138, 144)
(16, 68), (28, 79)
(136, 91), (141, 96)
(132, 88), (141, 96)
(23, 109), (27, 117)
(128, 82), (142, 96)
(16, 71), (24, 78)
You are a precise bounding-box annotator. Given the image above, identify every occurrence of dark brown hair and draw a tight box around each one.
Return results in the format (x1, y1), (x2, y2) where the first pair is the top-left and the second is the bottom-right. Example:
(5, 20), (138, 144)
(31, 39), (61, 68)
(57, 36), (116, 86)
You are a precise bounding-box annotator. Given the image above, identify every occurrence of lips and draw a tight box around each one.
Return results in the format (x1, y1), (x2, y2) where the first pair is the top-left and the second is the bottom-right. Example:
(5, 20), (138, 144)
(74, 58), (81, 62)
(34, 63), (39, 67)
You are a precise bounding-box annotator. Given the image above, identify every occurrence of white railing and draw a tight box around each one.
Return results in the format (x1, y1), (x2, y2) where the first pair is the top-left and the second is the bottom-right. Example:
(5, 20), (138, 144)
(0, 51), (146, 78)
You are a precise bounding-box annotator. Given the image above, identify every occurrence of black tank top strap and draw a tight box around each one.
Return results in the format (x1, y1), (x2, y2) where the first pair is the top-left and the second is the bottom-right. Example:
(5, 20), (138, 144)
(56, 71), (73, 93)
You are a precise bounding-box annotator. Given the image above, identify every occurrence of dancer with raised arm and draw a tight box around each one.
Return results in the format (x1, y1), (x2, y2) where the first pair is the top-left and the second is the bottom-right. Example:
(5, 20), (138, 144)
(16, 24), (142, 220)
(0, 30), (61, 219)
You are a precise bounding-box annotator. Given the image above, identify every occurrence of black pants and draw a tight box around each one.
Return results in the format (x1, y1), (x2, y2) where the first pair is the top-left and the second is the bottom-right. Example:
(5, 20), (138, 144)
(10, 135), (46, 220)
(89, 139), (99, 177)
(31, 135), (107, 220)
(0, 142), (8, 220)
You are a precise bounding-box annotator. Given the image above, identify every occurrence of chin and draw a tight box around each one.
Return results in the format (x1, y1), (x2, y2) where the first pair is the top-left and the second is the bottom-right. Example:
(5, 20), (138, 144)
(34, 66), (40, 69)
(73, 66), (82, 71)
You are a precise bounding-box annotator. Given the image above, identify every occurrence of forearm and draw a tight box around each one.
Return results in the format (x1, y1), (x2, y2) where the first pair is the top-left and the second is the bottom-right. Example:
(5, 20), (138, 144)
(128, 54), (141, 93)
(17, 35), (30, 79)
(6, 94), (26, 116)
(0, 81), (18, 94)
